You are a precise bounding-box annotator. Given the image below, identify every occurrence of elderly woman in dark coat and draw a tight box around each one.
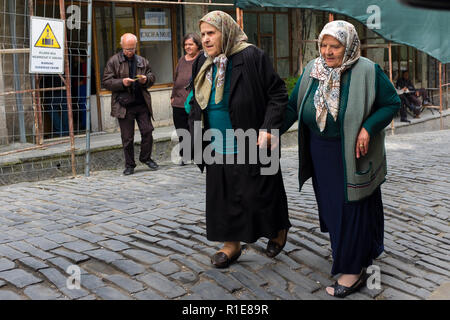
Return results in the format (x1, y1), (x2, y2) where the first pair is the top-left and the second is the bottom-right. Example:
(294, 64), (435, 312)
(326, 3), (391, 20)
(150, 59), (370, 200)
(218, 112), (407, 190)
(186, 11), (291, 268)
(281, 20), (400, 297)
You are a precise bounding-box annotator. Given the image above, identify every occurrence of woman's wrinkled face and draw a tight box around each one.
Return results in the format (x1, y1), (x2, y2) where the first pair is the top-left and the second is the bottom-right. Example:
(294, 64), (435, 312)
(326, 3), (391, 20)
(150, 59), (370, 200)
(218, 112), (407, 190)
(320, 35), (345, 68)
(184, 38), (200, 57)
(200, 22), (222, 58)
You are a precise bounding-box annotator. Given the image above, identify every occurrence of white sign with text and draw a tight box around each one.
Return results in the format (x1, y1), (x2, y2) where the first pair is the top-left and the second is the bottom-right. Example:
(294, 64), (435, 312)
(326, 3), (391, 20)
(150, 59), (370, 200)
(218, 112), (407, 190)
(145, 12), (166, 26)
(140, 28), (172, 41)
(30, 16), (65, 74)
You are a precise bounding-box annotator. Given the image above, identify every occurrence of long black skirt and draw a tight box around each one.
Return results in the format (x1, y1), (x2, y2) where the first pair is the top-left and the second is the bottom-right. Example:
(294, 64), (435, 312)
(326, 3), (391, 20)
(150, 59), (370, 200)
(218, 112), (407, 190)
(309, 130), (384, 275)
(205, 161), (291, 243)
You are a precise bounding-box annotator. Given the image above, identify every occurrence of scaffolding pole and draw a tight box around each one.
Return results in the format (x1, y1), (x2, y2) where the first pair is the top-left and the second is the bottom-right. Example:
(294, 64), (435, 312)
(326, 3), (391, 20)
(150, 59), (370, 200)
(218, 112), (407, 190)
(28, 0), (43, 145)
(439, 62), (443, 130)
(236, 7), (243, 30)
(59, 0), (77, 177)
(388, 42), (395, 135)
(329, 13), (334, 22)
(85, 0), (93, 176)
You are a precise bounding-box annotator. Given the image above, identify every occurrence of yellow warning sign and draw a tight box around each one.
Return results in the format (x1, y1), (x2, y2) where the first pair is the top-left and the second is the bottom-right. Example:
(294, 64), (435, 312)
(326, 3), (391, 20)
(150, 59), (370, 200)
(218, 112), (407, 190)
(34, 23), (61, 49)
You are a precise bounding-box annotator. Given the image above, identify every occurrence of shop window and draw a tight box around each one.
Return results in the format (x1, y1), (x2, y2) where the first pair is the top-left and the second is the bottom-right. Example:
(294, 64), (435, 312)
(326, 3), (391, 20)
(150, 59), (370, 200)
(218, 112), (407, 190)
(94, 4), (176, 90)
(94, 5), (113, 85)
(114, 7), (134, 50)
(137, 7), (174, 85)
(243, 11), (292, 78)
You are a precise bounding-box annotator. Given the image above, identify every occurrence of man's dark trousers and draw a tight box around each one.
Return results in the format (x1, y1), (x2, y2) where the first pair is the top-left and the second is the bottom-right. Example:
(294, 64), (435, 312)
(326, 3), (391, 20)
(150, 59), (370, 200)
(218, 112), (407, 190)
(118, 103), (154, 168)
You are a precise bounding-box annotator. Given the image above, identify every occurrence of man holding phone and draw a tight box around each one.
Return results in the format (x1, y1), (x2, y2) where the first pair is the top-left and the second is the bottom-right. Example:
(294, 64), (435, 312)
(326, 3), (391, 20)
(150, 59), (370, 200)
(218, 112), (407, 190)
(102, 33), (159, 175)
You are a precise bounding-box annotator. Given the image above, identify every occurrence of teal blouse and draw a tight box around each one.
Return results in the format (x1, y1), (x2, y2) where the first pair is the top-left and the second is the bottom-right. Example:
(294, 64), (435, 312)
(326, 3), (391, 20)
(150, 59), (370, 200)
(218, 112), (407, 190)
(205, 62), (237, 154)
(300, 71), (350, 138)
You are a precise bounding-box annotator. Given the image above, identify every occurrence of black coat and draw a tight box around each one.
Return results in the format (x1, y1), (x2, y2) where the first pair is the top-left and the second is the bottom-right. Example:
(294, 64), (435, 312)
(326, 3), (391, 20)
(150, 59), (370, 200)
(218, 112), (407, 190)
(187, 46), (288, 172)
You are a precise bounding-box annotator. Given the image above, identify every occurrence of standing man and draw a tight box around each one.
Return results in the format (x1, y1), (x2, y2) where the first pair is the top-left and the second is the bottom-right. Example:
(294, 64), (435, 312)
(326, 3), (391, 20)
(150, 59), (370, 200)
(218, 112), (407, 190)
(102, 33), (159, 175)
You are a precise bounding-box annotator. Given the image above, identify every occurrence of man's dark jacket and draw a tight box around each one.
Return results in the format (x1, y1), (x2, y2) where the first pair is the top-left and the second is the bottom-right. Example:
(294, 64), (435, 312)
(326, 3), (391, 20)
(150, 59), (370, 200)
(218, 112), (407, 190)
(187, 45), (288, 172)
(102, 51), (156, 119)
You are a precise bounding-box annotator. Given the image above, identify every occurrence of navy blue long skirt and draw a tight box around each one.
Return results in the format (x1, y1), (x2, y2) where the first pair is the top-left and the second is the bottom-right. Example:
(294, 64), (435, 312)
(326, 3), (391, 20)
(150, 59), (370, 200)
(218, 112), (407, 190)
(309, 130), (384, 275)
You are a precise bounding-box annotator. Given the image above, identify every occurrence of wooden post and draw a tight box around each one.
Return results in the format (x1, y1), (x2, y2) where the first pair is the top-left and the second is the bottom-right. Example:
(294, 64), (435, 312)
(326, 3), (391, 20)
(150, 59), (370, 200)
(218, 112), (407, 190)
(407, 47), (410, 75)
(439, 62), (443, 130)
(298, 10), (303, 75)
(388, 43), (393, 82)
(28, 0), (43, 145)
(388, 42), (394, 135)
(236, 8), (243, 30)
(92, 7), (103, 132)
(59, 0), (77, 177)
(446, 64), (449, 110)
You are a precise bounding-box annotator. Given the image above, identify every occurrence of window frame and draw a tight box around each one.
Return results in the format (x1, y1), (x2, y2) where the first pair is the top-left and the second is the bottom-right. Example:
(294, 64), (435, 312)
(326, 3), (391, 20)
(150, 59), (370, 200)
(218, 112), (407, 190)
(229, 8), (293, 78)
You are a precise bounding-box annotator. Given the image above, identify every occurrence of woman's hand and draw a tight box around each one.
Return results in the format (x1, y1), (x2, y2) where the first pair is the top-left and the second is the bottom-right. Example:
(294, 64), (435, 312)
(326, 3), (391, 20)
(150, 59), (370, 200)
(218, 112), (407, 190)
(257, 131), (279, 150)
(355, 127), (370, 159)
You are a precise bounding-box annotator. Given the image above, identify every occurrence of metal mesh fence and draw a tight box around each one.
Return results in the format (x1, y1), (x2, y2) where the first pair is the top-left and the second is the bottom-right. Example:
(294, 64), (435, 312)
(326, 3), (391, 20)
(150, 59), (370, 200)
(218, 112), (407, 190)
(0, 0), (91, 185)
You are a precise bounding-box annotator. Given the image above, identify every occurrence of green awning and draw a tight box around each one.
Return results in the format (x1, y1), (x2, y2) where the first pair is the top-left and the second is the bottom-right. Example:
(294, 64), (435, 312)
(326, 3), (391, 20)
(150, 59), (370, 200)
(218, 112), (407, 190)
(235, 0), (450, 63)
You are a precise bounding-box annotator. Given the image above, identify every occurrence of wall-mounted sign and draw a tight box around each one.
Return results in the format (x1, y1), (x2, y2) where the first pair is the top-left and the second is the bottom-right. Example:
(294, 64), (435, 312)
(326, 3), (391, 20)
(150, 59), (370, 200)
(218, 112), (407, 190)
(29, 16), (65, 74)
(145, 12), (166, 26)
(140, 28), (172, 42)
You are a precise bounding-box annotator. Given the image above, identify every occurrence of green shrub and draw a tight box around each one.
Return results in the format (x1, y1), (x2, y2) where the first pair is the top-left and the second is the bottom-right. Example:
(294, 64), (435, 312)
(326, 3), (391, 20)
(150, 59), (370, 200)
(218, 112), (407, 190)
(284, 76), (300, 96)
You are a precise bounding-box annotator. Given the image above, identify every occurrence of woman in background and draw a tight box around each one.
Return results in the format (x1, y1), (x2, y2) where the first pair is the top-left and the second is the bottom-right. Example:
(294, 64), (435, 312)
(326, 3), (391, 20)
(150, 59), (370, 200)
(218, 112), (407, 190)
(171, 33), (202, 165)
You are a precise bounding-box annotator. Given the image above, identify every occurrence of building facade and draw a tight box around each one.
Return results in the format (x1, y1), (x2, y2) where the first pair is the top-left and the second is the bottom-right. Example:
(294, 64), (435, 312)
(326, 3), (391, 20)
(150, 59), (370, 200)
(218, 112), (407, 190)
(0, 0), (447, 146)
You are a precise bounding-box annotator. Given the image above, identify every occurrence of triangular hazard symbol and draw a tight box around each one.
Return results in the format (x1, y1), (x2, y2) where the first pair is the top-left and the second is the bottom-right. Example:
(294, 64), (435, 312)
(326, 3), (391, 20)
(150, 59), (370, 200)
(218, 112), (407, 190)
(34, 23), (61, 49)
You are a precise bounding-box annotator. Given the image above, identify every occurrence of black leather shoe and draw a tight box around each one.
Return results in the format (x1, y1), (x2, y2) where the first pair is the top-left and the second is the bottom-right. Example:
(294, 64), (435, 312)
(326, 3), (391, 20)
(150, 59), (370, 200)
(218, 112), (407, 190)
(211, 249), (242, 268)
(123, 167), (134, 175)
(266, 229), (287, 258)
(145, 159), (159, 170)
(400, 118), (411, 123)
(327, 270), (367, 298)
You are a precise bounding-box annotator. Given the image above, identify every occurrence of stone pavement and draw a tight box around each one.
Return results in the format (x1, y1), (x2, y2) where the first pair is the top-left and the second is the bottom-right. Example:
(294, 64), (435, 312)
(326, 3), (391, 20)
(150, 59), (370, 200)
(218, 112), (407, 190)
(0, 129), (449, 300)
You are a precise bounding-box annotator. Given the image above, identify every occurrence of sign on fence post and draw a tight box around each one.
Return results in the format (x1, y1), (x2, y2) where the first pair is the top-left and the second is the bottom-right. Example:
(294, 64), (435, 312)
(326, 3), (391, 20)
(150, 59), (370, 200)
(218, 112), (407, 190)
(29, 16), (65, 74)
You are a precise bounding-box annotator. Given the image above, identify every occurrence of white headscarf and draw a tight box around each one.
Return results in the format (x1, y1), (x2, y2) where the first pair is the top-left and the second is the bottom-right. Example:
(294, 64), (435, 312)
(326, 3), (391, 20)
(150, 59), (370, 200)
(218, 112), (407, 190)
(310, 20), (361, 132)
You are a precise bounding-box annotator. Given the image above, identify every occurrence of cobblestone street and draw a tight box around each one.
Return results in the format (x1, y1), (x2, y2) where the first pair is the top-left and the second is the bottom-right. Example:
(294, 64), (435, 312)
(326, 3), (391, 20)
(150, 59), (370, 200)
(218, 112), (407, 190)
(0, 130), (449, 300)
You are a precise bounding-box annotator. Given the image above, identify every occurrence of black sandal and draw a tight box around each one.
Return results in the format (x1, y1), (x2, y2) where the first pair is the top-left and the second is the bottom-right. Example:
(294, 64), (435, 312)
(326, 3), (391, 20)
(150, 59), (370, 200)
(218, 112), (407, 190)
(327, 270), (367, 298)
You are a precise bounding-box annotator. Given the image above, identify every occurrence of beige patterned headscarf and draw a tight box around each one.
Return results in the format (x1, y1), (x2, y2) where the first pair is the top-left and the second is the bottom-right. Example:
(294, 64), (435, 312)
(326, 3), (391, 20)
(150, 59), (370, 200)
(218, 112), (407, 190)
(194, 11), (252, 110)
(310, 20), (361, 132)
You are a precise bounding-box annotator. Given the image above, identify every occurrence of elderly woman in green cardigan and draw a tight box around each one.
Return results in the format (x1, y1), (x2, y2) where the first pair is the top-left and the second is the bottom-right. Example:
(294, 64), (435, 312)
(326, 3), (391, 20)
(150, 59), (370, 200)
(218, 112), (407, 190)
(281, 21), (400, 298)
